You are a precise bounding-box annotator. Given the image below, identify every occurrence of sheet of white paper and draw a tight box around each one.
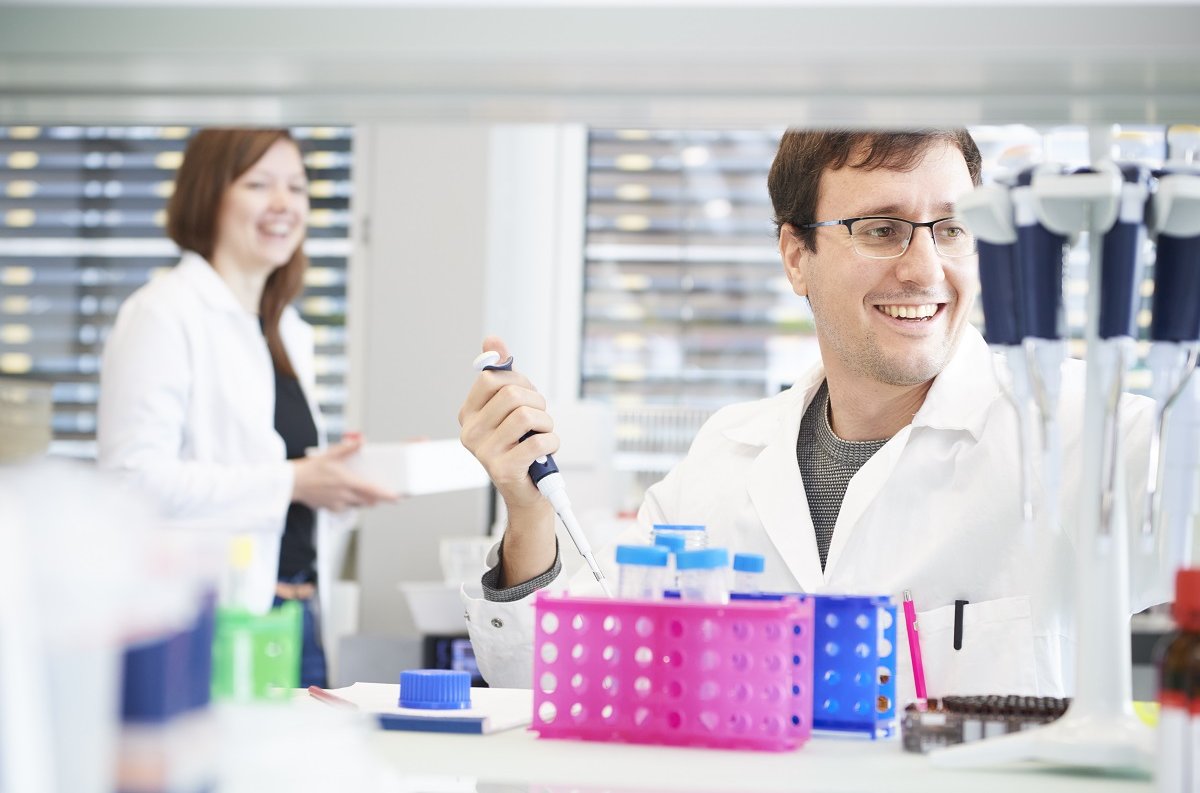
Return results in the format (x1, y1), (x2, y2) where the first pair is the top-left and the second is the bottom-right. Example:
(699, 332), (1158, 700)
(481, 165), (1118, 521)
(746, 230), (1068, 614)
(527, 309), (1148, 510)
(312, 682), (533, 734)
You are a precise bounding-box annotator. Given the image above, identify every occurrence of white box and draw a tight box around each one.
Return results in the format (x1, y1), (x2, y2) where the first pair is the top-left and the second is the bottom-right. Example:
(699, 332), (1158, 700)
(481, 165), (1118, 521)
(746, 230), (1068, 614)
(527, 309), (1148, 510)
(399, 581), (468, 635)
(347, 440), (490, 496)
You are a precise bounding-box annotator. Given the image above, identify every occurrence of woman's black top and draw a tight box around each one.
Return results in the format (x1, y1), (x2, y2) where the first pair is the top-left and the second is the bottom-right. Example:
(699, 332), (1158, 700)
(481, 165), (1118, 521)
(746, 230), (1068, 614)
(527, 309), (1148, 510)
(273, 365), (319, 582)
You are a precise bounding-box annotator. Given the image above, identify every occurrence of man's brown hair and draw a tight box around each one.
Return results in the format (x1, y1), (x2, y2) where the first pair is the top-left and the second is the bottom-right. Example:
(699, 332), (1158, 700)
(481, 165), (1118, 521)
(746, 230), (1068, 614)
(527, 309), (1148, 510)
(768, 129), (983, 252)
(166, 128), (308, 379)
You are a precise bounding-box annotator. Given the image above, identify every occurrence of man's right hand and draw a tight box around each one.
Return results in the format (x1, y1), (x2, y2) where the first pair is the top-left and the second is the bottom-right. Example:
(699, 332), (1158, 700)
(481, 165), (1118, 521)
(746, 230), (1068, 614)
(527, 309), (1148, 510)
(458, 335), (558, 587)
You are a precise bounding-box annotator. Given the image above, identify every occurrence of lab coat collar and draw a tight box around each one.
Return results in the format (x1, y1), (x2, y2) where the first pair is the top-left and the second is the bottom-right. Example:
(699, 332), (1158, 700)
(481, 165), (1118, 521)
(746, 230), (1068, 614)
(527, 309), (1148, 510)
(725, 369), (827, 592)
(724, 324), (999, 450)
(722, 365), (825, 448)
(176, 251), (255, 317)
(720, 324), (1001, 591)
(910, 324), (1001, 442)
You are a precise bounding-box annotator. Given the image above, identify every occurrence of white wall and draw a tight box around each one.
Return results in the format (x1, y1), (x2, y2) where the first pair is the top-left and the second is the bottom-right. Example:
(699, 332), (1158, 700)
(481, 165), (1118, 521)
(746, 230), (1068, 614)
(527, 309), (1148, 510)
(348, 123), (599, 636)
(348, 124), (494, 635)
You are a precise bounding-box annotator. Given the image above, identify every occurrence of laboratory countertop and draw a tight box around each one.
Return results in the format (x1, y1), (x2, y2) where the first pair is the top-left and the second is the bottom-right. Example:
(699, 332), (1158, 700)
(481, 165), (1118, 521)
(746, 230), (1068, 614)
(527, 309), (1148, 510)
(362, 722), (1153, 793)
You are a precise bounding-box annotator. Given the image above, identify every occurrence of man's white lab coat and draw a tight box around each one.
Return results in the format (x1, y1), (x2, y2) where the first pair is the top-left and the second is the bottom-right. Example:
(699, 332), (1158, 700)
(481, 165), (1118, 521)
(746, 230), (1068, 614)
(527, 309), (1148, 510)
(463, 326), (1172, 698)
(98, 252), (354, 649)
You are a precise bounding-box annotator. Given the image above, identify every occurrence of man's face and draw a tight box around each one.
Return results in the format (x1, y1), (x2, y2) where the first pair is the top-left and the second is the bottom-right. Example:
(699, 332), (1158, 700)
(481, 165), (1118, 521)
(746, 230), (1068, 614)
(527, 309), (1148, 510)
(780, 141), (978, 388)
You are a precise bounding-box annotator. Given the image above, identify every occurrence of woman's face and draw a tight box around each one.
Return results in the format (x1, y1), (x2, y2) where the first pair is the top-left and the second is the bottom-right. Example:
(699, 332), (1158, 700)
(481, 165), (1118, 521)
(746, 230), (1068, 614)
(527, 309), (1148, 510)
(213, 139), (309, 274)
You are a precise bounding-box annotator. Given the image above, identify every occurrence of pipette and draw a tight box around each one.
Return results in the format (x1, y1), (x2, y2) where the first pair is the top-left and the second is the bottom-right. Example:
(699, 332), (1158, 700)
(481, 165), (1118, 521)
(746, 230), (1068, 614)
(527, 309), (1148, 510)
(1014, 165), (1070, 535)
(1145, 165), (1200, 554)
(472, 350), (614, 598)
(956, 182), (1037, 530)
(1087, 163), (1150, 538)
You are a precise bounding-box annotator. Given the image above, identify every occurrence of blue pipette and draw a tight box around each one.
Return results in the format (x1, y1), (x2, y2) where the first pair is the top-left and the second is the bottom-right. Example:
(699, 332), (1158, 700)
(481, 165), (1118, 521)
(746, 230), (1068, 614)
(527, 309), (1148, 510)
(472, 350), (613, 597)
(1014, 165), (1070, 534)
(957, 181), (1037, 528)
(1091, 164), (1151, 538)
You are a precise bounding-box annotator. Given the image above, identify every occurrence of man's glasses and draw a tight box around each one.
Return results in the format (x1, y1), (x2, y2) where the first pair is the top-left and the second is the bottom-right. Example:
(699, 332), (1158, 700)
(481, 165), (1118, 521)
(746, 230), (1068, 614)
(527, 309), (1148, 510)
(798, 216), (978, 260)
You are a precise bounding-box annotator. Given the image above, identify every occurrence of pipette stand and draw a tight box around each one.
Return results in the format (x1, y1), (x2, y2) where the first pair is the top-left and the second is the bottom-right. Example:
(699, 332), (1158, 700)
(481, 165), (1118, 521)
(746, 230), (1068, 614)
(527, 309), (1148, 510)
(935, 164), (1154, 773)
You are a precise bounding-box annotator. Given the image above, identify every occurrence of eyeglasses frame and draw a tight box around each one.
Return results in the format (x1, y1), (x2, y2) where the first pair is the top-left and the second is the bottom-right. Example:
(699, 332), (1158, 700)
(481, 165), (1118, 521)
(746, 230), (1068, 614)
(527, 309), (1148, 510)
(796, 215), (977, 260)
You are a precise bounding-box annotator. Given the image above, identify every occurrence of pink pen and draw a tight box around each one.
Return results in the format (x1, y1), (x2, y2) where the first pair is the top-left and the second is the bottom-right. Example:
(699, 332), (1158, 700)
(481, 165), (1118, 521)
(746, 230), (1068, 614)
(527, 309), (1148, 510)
(307, 685), (357, 710)
(902, 590), (928, 711)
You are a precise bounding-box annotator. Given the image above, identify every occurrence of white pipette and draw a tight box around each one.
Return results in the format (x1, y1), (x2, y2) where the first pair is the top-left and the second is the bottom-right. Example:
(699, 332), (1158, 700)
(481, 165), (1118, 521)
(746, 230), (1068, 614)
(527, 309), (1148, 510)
(472, 351), (613, 597)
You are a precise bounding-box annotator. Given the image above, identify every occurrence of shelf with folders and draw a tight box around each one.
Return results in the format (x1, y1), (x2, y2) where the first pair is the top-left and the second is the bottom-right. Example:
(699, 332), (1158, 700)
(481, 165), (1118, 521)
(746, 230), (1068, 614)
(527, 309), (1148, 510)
(582, 129), (825, 500)
(0, 125), (355, 457)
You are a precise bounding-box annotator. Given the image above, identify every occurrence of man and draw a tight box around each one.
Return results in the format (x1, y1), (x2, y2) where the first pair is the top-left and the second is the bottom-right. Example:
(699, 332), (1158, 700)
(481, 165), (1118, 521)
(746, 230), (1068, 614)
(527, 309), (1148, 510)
(458, 129), (1168, 698)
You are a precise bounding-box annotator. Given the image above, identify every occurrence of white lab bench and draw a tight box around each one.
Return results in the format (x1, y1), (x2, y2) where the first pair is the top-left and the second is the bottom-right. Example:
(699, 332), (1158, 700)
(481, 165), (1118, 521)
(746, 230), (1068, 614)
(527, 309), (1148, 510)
(361, 722), (1153, 792)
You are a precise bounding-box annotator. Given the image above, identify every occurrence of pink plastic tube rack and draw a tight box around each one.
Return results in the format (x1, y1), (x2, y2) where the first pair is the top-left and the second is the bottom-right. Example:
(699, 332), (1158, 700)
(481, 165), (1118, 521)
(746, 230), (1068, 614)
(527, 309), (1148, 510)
(531, 591), (815, 751)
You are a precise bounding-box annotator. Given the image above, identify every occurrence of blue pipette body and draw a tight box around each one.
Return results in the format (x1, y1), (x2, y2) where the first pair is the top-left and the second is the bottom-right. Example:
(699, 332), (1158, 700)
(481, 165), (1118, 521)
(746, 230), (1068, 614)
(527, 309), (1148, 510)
(1014, 167), (1068, 342)
(1097, 164), (1152, 340)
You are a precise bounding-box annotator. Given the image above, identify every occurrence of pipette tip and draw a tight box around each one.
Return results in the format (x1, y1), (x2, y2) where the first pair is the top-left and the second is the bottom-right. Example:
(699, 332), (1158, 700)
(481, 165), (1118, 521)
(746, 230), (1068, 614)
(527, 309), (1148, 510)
(597, 575), (614, 599)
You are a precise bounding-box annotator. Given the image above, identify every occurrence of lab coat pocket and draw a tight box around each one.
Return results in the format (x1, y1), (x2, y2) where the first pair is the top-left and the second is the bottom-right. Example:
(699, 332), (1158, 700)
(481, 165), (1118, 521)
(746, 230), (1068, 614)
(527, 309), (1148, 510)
(916, 596), (1039, 699)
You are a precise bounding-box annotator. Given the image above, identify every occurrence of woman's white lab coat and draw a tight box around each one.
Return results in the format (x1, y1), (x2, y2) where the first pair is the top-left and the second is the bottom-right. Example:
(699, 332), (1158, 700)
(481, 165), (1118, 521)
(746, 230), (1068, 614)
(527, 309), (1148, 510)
(98, 252), (353, 648)
(463, 326), (1171, 698)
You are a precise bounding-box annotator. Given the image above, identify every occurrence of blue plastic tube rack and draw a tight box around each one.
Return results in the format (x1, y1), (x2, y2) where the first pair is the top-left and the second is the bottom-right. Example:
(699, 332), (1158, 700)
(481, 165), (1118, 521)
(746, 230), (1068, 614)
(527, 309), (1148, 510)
(731, 592), (897, 739)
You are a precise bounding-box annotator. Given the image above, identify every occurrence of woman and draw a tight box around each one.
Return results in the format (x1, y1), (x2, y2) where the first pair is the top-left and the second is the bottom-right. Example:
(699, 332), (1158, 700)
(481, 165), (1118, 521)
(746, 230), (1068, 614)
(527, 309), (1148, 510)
(98, 128), (396, 687)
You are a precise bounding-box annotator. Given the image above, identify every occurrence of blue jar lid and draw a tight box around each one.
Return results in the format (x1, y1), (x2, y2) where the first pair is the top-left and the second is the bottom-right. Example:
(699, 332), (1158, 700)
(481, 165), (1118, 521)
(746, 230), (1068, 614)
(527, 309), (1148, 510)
(675, 547), (729, 571)
(652, 524), (706, 532)
(653, 534), (686, 553)
(615, 544), (669, 567)
(733, 553), (765, 573)
(399, 669), (472, 710)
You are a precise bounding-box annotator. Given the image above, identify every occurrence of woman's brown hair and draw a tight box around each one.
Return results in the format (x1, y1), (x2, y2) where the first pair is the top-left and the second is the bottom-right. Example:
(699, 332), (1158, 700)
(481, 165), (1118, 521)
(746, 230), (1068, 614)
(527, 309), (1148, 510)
(166, 128), (308, 379)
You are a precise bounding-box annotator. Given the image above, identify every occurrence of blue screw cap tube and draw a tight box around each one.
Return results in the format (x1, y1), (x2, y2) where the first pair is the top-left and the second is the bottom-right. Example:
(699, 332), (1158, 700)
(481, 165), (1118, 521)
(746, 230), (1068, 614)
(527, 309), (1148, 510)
(652, 534), (686, 554)
(653, 533), (686, 590)
(615, 544), (669, 600)
(473, 351), (613, 597)
(676, 547), (730, 604)
(732, 552), (765, 595)
(399, 669), (472, 710)
(650, 523), (708, 550)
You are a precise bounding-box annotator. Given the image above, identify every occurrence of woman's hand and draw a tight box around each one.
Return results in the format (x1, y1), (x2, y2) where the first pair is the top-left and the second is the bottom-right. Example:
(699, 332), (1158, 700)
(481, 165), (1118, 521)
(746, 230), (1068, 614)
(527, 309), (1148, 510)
(291, 437), (400, 512)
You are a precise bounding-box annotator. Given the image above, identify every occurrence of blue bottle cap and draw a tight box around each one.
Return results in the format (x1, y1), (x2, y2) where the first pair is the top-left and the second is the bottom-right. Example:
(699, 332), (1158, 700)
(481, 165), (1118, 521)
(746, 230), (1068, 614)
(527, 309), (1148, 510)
(652, 524), (706, 532)
(675, 547), (729, 571)
(733, 553), (765, 573)
(399, 669), (472, 710)
(653, 534), (686, 553)
(615, 544), (669, 567)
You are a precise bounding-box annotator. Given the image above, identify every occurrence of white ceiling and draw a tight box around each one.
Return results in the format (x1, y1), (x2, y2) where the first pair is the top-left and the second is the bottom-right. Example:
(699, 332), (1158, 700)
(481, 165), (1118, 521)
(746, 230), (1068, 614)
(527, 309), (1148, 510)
(1, 2), (1198, 126)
